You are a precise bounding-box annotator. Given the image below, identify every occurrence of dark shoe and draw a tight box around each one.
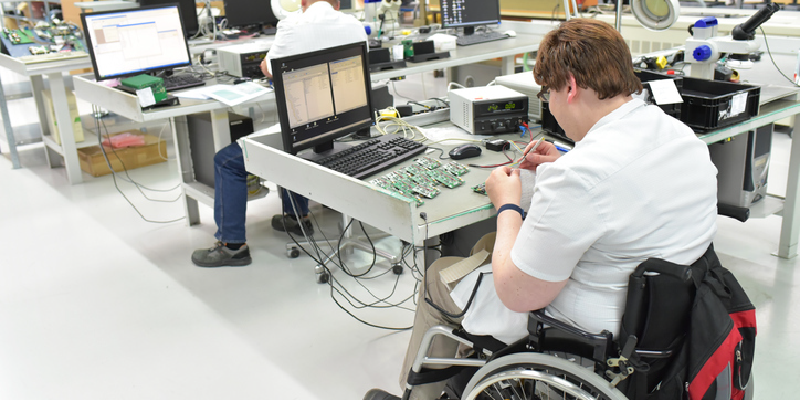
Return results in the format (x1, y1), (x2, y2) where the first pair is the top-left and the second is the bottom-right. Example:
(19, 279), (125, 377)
(364, 389), (401, 400)
(191, 242), (252, 267)
(271, 214), (314, 236)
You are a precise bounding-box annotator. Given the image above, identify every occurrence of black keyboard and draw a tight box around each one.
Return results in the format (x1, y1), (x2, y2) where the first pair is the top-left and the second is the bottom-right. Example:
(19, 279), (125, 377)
(316, 135), (428, 180)
(163, 74), (205, 91)
(456, 31), (509, 46)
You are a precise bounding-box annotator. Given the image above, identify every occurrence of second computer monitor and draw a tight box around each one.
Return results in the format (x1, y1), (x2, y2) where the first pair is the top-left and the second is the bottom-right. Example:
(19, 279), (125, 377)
(138, 0), (199, 37)
(440, 0), (501, 29)
(271, 41), (374, 156)
(223, 0), (278, 29)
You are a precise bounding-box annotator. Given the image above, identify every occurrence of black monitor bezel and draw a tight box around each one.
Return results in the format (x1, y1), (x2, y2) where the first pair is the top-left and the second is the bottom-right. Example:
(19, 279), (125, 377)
(222, 0), (278, 28)
(81, 3), (193, 82)
(271, 41), (375, 156)
(439, 0), (502, 29)
(138, 0), (200, 37)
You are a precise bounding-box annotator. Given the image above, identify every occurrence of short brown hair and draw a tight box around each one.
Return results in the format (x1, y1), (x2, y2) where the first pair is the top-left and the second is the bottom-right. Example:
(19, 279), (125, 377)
(534, 19), (642, 100)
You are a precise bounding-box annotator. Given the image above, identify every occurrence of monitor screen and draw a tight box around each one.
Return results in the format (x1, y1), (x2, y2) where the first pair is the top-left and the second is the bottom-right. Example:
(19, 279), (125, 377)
(440, 0), (501, 28)
(272, 41), (374, 156)
(223, 0), (278, 28)
(82, 4), (193, 81)
(138, 0), (199, 37)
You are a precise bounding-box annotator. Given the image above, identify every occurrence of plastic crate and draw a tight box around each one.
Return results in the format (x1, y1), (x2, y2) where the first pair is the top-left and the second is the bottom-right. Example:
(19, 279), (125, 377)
(679, 77), (760, 131)
(634, 70), (683, 121)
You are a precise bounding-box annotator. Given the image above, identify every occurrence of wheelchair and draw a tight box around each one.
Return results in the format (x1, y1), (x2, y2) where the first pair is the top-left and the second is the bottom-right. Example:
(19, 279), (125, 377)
(401, 245), (754, 400)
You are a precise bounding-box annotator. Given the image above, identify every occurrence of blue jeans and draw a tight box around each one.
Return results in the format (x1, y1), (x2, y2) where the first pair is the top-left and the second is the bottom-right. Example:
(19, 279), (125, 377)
(213, 142), (309, 244)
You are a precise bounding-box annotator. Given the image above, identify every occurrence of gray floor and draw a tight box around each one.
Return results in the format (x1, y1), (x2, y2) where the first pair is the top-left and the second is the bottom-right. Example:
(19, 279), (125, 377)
(1, 70), (798, 399)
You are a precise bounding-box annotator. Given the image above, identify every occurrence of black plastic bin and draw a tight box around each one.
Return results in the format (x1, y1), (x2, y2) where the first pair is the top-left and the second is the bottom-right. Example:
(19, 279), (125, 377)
(679, 77), (760, 131)
(634, 70), (683, 121)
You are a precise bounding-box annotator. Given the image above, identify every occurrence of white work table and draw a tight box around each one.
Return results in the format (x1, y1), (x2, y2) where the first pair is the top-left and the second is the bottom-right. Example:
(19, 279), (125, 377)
(73, 74), (275, 224)
(72, 30), (543, 225)
(0, 53), (92, 179)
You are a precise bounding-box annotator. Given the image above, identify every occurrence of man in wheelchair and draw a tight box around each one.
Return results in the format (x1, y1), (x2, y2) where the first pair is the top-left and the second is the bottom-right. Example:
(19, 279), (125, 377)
(365, 19), (730, 400)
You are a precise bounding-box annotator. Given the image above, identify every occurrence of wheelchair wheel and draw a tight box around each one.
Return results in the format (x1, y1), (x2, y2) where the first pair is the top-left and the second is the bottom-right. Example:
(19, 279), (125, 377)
(462, 353), (627, 400)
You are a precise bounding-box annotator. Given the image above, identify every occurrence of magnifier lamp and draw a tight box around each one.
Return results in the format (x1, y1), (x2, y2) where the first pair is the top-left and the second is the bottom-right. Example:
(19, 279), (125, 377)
(631, 0), (681, 31)
(272, 0), (302, 20)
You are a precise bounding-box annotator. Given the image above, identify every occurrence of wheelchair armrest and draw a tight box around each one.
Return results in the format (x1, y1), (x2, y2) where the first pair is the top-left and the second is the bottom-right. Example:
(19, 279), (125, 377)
(528, 309), (613, 362)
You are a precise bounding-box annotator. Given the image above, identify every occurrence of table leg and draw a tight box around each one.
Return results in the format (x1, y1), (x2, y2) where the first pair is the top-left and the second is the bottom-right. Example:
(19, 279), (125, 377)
(0, 71), (21, 169)
(209, 108), (232, 151)
(30, 75), (62, 168)
(30, 75), (51, 137)
(501, 54), (515, 76)
(48, 72), (83, 184)
(778, 113), (800, 258)
(171, 115), (200, 225)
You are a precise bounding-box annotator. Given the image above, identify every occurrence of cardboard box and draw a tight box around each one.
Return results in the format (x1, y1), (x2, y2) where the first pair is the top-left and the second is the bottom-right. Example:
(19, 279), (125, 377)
(42, 88), (85, 146)
(77, 130), (167, 177)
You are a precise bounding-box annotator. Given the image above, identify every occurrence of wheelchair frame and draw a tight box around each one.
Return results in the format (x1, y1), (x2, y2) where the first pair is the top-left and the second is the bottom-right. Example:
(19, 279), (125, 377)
(403, 319), (629, 400)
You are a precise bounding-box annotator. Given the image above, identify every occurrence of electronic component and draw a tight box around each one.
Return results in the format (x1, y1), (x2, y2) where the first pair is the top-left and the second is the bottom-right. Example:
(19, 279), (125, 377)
(218, 42), (271, 78)
(485, 139), (510, 152)
(414, 156), (441, 170)
(370, 177), (424, 206)
(442, 161), (469, 176)
(472, 182), (486, 195)
(494, 72), (544, 122)
(449, 85), (529, 135)
(424, 168), (464, 188)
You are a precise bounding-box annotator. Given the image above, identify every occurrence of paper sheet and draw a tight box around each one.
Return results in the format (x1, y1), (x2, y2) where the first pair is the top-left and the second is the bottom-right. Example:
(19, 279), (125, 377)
(199, 83), (274, 106)
(648, 79), (683, 105)
(730, 92), (748, 117)
(135, 87), (156, 108)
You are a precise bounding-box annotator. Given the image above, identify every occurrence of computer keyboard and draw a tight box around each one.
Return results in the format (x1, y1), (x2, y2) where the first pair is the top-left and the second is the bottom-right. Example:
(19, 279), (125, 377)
(316, 134), (428, 180)
(456, 31), (509, 46)
(162, 74), (205, 91)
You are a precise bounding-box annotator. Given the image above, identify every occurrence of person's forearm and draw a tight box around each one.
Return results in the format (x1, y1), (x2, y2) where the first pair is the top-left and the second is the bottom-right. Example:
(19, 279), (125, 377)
(492, 211), (525, 308)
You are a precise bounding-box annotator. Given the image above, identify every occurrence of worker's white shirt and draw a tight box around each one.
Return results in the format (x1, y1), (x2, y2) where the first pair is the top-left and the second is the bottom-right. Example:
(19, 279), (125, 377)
(264, 1), (368, 75)
(453, 99), (718, 344)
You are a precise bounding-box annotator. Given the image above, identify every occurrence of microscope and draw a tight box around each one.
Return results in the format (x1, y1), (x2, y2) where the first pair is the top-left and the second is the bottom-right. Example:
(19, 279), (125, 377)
(685, 3), (781, 80)
(363, 0), (401, 39)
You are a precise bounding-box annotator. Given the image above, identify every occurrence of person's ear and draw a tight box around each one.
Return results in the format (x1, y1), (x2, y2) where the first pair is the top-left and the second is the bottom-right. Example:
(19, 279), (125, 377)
(566, 75), (578, 104)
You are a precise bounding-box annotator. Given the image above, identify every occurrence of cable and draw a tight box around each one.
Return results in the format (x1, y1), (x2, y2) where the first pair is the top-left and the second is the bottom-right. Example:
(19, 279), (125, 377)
(282, 197), (420, 330)
(759, 26), (799, 87)
(390, 80), (416, 100)
(93, 107), (185, 224)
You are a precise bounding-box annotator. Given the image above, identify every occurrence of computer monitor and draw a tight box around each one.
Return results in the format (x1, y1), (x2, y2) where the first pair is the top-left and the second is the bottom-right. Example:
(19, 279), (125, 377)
(272, 41), (374, 157)
(138, 0), (199, 37)
(82, 4), (193, 81)
(440, 0), (501, 33)
(223, 0), (278, 29)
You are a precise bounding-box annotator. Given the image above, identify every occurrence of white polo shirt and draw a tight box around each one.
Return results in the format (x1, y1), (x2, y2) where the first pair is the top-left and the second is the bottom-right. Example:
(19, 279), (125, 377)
(454, 99), (718, 343)
(264, 1), (368, 75)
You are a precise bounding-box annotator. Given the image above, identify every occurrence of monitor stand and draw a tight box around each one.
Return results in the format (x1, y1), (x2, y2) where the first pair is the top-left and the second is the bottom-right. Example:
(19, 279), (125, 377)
(296, 140), (355, 164)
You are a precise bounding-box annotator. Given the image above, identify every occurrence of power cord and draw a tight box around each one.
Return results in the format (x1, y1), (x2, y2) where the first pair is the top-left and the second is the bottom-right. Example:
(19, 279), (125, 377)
(283, 196), (419, 330)
(759, 26), (799, 87)
(93, 106), (185, 224)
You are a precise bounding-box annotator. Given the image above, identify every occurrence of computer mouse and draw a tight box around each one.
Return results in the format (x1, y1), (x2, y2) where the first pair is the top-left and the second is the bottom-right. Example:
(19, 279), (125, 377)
(505, 30), (517, 37)
(449, 144), (482, 160)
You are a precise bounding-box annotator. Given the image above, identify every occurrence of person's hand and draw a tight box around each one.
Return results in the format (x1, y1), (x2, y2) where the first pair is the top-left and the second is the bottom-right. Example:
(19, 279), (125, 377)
(260, 58), (272, 78)
(519, 140), (560, 171)
(486, 166), (522, 210)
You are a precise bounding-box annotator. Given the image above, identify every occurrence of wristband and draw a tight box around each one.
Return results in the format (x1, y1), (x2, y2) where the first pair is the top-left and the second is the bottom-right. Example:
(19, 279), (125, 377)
(497, 203), (526, 220)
